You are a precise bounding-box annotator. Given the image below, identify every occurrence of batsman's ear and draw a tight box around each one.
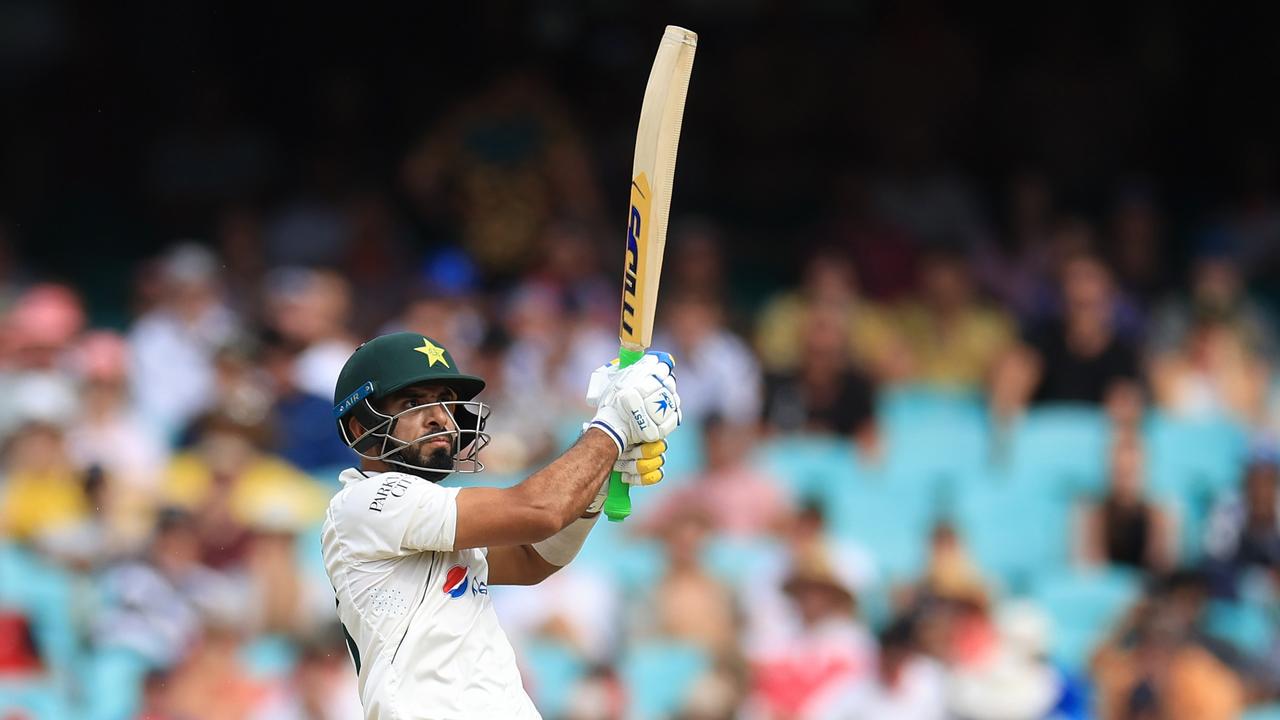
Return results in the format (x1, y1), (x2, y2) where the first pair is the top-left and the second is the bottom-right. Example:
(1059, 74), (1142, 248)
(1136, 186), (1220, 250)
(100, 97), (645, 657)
(346, 415), (366, 439)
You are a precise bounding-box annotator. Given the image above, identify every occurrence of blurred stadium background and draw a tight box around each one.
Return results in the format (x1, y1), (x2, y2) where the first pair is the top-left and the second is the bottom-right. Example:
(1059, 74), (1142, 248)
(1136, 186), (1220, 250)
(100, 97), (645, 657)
(3, 2), (1280, 719)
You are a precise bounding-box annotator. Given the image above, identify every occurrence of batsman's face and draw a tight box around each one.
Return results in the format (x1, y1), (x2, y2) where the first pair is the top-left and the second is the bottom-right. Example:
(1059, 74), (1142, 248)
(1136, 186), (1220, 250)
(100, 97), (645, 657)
(381, 383), (459, 471)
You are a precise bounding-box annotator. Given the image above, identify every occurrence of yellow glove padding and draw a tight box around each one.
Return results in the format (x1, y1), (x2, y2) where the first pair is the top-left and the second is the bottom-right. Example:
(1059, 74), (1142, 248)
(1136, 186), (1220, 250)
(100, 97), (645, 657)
(614, 440), (667, 486)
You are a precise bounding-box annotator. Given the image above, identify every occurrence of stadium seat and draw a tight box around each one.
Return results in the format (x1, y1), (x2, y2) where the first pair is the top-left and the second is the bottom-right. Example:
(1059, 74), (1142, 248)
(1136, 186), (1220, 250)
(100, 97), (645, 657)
(753, 434), (858, 503)
(702, 535), (785, 587)
(953, 481), (1072, 593)
(1030, 567), (1141, 671)
(1144, 413), (1248, 500)
(619, 641), (710, 720)
(878, 384), (987, 428)
(1144, 414), (1249, 557)
(82, 647), (151, 720)
(1204, 599), (1273, 658)
(572, 519), (666, 592)
(523, 639), (588, 719)
(0, 680), (70, 719)
(877, 385), (990, 502)
(1243, 703), (1280, 720)
(241, 634), (299, 678)
(1003, 405), (1110, 498)
(880, 412), (988, 502)
(0, 543), (78, 688)
(826, 474), (936, 580)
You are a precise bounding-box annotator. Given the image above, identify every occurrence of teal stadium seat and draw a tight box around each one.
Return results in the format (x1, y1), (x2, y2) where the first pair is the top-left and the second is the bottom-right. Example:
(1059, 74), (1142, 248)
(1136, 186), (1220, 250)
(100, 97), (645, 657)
(522, 639), (588, 719)
(701, 535), (785, 587)
(1030, 567), (1141, 671)
(753, 434), (857, 503)
(878, 385), (990, 502)
(954, 481), (1071, 593)
(1004, 405), (1110, 498)
(0, 544), (77, 695)
(619, 641), (710, 720)
(1204, 599), (1274, 658)
(0, 680), (71, 719)
(1144, 413), (1248, 500)
(825, 472), (936, 580)
(572, 518), (666, 593)
(1145, 413), (1248, 557)
(1244, 703), (1280, 720)
(241, 634), (299, 678)
(83, 647), (152, 720)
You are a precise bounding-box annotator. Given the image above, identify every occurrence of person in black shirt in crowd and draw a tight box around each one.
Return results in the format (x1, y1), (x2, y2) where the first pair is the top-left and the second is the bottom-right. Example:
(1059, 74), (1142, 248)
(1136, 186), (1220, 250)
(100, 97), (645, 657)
(993, 252), (1143, 424)
(762, 302), (876, 449)
(1078, 431), (1175, 573)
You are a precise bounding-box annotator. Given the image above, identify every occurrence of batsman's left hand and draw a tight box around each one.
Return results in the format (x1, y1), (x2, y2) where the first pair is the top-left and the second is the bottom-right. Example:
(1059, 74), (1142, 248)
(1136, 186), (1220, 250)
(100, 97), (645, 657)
(587, 439), (668, 514)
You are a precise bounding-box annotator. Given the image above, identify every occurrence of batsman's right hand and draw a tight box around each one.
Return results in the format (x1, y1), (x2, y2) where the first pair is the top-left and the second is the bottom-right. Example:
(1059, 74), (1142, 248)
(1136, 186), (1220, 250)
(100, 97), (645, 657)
(588, 352), (682, 453)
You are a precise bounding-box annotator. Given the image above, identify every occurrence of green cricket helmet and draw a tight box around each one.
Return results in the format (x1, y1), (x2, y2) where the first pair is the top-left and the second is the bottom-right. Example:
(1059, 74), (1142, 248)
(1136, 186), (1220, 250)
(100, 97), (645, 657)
(333, 332), (490, 477)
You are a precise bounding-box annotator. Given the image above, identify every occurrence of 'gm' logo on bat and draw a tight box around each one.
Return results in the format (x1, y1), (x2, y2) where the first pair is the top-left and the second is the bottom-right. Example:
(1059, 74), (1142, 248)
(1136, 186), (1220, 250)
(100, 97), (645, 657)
(443, 565), (469, 598)
(620, 173), (652, 341)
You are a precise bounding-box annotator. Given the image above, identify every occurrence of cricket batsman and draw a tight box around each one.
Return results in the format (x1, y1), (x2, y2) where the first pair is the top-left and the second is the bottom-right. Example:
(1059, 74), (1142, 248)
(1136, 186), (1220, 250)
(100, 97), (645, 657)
(322, 331), (681, 719)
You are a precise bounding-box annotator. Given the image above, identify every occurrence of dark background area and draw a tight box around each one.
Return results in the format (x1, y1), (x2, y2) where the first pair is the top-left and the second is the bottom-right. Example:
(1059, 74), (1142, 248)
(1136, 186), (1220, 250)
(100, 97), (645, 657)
(3, 1), (1280, 318)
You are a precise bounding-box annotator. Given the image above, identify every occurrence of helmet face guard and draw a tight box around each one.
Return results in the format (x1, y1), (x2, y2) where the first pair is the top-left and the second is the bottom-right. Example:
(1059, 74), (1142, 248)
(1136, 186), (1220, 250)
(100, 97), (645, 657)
(337, 396), (491, 478)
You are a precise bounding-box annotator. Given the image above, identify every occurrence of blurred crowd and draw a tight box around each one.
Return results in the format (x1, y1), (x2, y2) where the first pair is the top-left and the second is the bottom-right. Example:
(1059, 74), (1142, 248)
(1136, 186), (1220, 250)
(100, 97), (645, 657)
(3, 14), (1280, 719)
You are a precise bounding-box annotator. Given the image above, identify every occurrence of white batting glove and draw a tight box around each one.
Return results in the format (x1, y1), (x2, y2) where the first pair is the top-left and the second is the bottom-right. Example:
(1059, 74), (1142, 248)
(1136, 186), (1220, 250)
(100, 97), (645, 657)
(586, 440), (668, 513)
(587, 351), (682, 454)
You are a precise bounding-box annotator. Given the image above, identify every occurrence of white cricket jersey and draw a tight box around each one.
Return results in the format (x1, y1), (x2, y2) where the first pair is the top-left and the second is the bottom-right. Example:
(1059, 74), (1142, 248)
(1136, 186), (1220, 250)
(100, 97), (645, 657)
(321, 468), (541, 720)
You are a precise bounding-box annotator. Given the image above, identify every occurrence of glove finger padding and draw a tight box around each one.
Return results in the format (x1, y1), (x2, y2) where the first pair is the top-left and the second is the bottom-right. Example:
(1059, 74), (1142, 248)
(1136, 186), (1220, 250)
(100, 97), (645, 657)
(614, 440), (667, 486)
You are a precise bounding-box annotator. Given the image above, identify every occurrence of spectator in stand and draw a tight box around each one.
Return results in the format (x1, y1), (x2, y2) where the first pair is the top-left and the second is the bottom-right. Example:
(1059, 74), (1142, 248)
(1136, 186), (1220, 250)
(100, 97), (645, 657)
(654, 290), (762, 428)
(94, 508), (242, 669)
(261, 332), (354, 473)
(0, 406), (85, 545)
(65, 331), (167, 544)
(991, 252), (1142, 423)
(762, 302), (877, 448)
(745, 543), (878, 719)
(643, 415), (793, 537)
(646, 507), (739, 658)
(947, 602), (1062, 720)
(240, 512), (332, 637)
(129, 243), (241, 441)
(160, 621), (269, 720)
(1092, 572), (1248, 720)
(1149, 255), (1274, 425)
(816, 618), (947, 720)
(973, 172), (1058, 325)
(162, 410), (327, 569)
(1077, 432), (1177, 573)
(881, 244), (1014, 389)
(1203, 448), (1280, 598)
(755, 249), (893, 377)
(384, 248), (488, 371)
(250, 633), (363, 720)
(264, 267), (357, 400)
(1107, 184), (1170, 309)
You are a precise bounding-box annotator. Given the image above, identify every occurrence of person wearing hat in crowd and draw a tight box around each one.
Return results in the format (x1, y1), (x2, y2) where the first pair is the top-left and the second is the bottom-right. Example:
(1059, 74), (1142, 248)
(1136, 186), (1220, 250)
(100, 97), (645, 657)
(746, 543), (878, 719)
(322, 332), (682, 719)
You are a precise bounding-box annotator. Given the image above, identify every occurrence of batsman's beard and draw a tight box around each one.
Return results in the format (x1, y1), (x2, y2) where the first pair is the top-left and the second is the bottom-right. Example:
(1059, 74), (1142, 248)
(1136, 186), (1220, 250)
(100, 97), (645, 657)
(395, 438), (456, 475)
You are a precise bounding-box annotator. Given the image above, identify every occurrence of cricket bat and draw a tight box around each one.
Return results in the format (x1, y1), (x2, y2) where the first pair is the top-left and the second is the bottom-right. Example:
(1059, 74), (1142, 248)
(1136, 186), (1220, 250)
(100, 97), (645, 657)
(604, 25), (698, 523)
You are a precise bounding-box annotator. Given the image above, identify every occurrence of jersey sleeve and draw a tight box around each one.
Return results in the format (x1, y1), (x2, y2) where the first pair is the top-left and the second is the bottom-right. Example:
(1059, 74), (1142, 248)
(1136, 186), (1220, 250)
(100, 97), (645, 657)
(332, 473), (461, 560)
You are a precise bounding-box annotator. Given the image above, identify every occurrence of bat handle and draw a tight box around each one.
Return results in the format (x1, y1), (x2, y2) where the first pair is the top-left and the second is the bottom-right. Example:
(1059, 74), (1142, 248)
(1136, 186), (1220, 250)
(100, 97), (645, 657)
(603, 346), (646, 522)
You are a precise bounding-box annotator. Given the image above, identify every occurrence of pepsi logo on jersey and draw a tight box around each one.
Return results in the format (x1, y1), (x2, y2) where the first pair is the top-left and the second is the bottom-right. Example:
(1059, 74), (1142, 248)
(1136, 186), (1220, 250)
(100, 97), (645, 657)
(443, 565), (469, 598)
